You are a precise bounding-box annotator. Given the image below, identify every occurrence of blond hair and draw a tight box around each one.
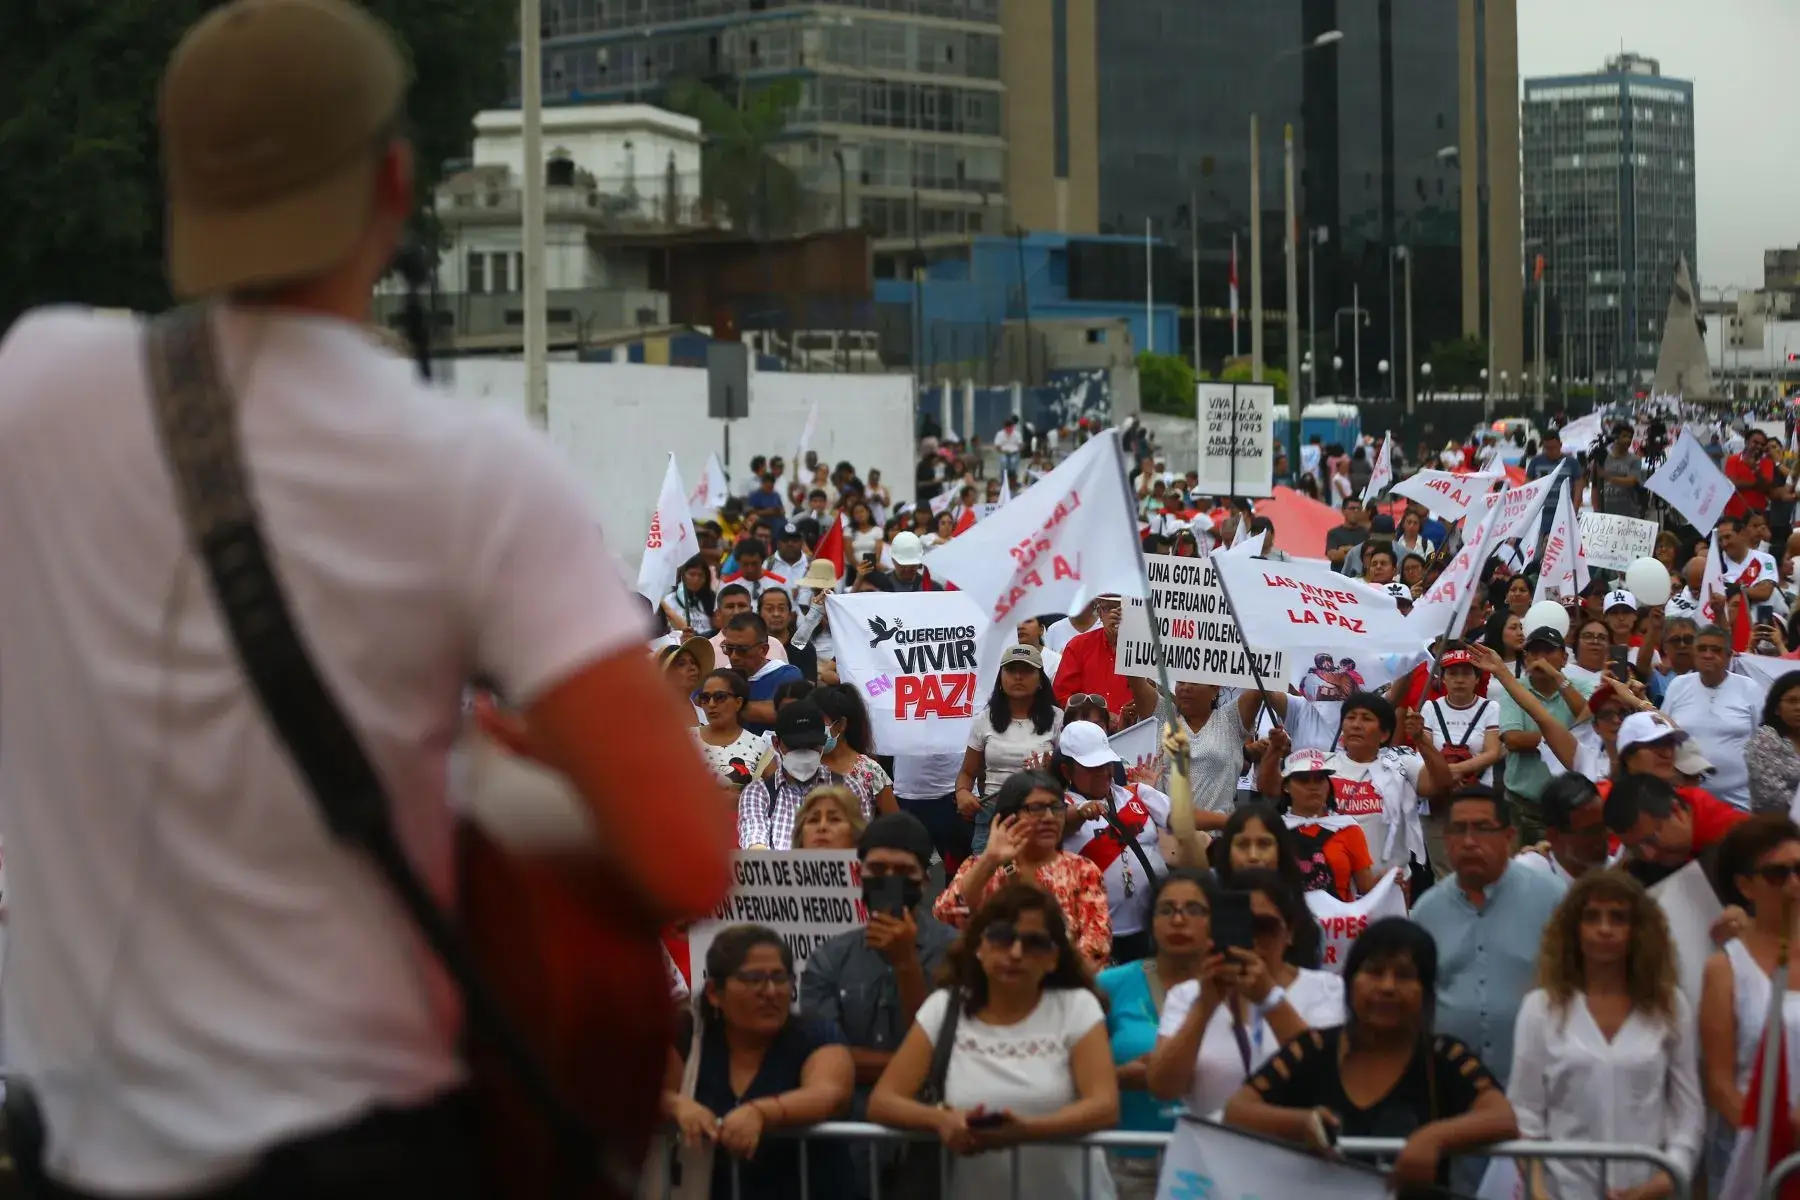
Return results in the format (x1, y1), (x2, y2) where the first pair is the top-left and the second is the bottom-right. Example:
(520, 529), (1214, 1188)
(795, 786), (867, 845)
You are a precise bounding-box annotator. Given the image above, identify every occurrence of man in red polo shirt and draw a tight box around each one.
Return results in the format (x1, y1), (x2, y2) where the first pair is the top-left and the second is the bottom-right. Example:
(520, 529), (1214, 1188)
(1601, 713), (1748, 891)
(1723, 427), (1784, 520)
(1052, 593), (1148, 728)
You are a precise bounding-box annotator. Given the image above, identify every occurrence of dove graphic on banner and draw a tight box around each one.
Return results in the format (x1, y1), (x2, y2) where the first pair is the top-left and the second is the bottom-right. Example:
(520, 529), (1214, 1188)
(1535, 484), (1588, 602)
(1646, 427), (1732, 535)
(637, 454), (698, 602)
(924, 430), (1144, 623)
(1362, 432), (1394, 502)
(687, 451), (730, 519)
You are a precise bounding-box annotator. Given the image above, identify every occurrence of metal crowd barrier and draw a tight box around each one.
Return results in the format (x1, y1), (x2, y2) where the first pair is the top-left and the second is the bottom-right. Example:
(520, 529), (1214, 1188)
(654, 1120), (1694, 1200)
(1763, 1151), (1800, 1200)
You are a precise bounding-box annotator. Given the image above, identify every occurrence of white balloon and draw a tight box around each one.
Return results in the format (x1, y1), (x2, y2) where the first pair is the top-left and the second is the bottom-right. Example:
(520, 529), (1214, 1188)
(1624, 557), (1672, 606)
(1524, 599), (1571, 638)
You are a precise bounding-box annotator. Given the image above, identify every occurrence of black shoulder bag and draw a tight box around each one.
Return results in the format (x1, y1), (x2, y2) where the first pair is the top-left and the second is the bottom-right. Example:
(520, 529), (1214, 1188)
(140, 305), (604, 1195)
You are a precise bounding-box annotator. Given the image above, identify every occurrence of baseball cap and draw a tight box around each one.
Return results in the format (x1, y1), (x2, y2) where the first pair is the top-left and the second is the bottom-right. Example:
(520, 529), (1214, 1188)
(1524, 626), (1566, 651)
(890, 531), (927, 566)
(1059, 721), (1121, 768)
(1674, 738), (1715, 777)
(1616, 711), (1688, 758)
(1282, 749), (1336, 778)
(1604, 589), (1639, 613)
(160, 0), (409, 298)
(778, 521), (803, 540)
(999, 644), (1044, 671)
(1439, 648), (1478, 671)
(1383, 581), (1413, 603)
(774, 700), (829, 750)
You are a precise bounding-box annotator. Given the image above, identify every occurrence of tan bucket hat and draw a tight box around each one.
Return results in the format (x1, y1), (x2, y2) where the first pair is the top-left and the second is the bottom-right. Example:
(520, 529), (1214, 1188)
(159, 0), (408, 298)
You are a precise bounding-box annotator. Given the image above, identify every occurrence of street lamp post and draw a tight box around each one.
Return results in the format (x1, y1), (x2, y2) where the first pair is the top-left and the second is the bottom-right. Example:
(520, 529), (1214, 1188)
(1307, 226), (1327, 405)
(521, 0), (547, 427)
(1249, 29), (1343, 385)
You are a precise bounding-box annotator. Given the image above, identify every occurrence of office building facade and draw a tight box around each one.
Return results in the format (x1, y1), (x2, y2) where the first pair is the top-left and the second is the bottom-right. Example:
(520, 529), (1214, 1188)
(520, 0), (1096, 278)
(1523, 53), (1697, 386)
(1095, 0), (1492, 394)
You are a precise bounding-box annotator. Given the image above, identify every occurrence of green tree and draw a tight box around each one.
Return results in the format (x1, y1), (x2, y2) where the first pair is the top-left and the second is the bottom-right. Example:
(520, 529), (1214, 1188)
(666, 77), (803, 237)
(0, 0), (515, 331)
(1137, 350), (1197, 415)
(1221, 363), (1289, 410)
(1425, 335), (1490, 389)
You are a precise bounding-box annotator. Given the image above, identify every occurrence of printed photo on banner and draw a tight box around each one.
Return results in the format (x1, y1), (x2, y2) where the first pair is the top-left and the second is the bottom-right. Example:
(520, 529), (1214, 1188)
(1193, 383), (1276, 499)
(687, 850), (867, 996)
(1577, 511), (1658, 572)
(1212, 554), (1421, 657)
(826, 591), (993, 755)
(924, 430), (1143, 624)
(1303, 869), (1408, 971)
(1115, 553), (1287, 689)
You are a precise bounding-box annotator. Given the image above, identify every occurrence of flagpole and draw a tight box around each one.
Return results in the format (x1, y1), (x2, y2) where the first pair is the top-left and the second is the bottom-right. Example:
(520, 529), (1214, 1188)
(1231, 234), (1241, 360)
(1752, 894), (1793, 1176)
(1427, 480), (1507, 692)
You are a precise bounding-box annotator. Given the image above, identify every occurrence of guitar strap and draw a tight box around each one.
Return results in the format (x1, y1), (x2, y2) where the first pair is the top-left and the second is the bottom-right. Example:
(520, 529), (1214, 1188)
(141, 305), (603, 1194)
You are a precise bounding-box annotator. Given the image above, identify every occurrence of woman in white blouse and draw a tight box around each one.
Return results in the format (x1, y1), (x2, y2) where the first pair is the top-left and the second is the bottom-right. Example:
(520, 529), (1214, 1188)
(955, 644), (1063, 855)
(1509, 868), (1703, 1200)
(1145, 869), (1343, 1122)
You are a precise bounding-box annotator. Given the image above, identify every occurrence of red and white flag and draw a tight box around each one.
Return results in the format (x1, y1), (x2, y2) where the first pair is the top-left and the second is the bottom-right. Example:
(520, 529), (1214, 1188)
(1362, 432), (1394, 502)
(1229, 235), (1241, 353)
(1718, 971), (1800, 1200)
(636, 454), (698, 603)
(1534, 484), (1588, 602)
(687, 451), (729, 519)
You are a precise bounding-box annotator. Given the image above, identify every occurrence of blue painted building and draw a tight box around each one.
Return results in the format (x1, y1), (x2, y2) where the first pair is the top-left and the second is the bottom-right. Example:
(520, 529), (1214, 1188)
(875, 231), (1183, 373)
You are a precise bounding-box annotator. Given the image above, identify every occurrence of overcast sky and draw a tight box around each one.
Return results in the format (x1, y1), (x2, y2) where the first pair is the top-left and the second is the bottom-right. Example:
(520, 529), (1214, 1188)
(1517, 0), (1793, 291)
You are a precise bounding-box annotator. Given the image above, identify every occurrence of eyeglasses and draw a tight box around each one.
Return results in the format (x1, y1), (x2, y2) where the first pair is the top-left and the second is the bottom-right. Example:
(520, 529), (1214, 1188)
(731, 969), (794, 991)
(696, 691), (737, 704)
(983, 923), (1057, 955)
(1577, 633), (1611, 644)
(1664, 635), (1696, 646)
(721, 641), (764, 657)
(1017, 801), (1067, 819)
(1445, 821), (1508, 839)
(1067, 694), (1111, 710)
(1757, 863), (1800, 885)
(1154, 900), (1209, 920)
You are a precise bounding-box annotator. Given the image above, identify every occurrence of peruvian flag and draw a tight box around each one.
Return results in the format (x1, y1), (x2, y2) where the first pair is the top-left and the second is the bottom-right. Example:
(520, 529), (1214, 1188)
(811, 514), (846, 584)
(1720, 978), (1800, 1200)
(1229, 236), (1240, 342)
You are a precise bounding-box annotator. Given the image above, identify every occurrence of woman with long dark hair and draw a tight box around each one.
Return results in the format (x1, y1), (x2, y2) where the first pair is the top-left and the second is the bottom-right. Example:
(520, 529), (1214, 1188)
(871, 884), (1121, 1200)
(811, 683), (897, 819)
(1224, 918), (1518, 1193)
(662, 925), (854, 1199)
(1745, 673), (1800, 814)
(1510, 870), (1701, 1200)
(663, 554), (719, 636)
(1208, 806), (1323, 967)
(956, 643), (1063, 854)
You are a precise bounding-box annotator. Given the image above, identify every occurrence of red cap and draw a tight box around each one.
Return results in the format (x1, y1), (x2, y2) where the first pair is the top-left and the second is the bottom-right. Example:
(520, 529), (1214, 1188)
(1439, 648), (1479, 671)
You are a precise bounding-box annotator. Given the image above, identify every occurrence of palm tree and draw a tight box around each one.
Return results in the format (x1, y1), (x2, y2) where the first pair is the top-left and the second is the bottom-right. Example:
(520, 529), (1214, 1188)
(665, 76), (803, 237)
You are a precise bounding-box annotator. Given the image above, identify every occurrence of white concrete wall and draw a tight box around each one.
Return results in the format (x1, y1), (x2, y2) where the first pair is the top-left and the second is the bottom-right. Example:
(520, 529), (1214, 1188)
(472, 105), (703, 192)
(449, 360), (919, 564)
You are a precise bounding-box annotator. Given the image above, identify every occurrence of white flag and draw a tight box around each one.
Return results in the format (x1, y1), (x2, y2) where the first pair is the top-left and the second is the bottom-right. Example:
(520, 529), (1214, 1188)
(1646, 427), (1733, 535)
(998, 471), (1013, 505)
(1408, 499), (1505, 639)
(687, 452), (729, 519)
(1390, 468), (1504, 523)
(1305, 868), (1409, 971)
(925, 430), (1144, 624)
(1211, 554), (1423, 659)
(1476, 470), (1558, 544)
(1535, 484), (1587, 602)
(1362, 431), (1394, 502)
(1700, 531), (1727, 623)
(796, 401), (820, 463)
(1156, 1119), (1390, 1200)
(636, 454), (699, 603)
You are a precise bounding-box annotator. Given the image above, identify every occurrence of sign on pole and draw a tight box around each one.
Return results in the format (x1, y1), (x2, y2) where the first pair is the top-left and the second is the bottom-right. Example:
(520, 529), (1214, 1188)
(1116, 554), (1287, 688)
(1194, 383), (1275, 498)
(706, 341), (751, 420)
(687, 850), (865, 1000)
(1578, 512), (1659, 572)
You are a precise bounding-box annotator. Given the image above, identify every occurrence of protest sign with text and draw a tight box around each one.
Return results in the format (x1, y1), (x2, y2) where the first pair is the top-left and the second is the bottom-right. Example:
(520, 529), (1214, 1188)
(1212, 555), (1424, 658)
(827, 590), (990, 754)
(1193, 383), (1276, 498)
(1578, 511), (1659, 572)
(1407, 500), (1504, 638)
(1362, 431), (1394, 502)
(1304, 869), (1408, 971)
(1477, 470), (1557, 544)
(688, 850), (865, 997)
(1389, 468), (1504, 522)
(1116, 554), (1287, 689)
(924, 430), (1143, 624)
(1537, 485), (1589, 601)
(1646, 427), (1732, 535)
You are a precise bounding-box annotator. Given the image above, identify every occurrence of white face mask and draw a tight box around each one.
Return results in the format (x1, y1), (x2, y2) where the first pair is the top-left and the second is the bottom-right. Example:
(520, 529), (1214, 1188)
(781, 749), (823, 782)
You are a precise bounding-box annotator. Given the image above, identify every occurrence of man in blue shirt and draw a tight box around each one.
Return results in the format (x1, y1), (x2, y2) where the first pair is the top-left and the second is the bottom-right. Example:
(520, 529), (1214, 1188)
(1524, 430), (1584, 537)
(720, 611), (803, 733)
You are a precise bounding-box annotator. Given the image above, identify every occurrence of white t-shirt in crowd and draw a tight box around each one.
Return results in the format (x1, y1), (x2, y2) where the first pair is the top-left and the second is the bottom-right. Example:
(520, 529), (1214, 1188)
(994, 426), (1024, 456)
(1157, 969), (1344, 1118)
(1063, 783), (1171, 937)
(916, 987), (1114, 1200)
(1661, 671), (1764, 810)
(1323, 749), (1427, 872)
(1283, 695), (1345, 753)
(1722, 548), (1779, 595)
(893, 752), (964, 800)
(1043, 616), (1090, 654)
(0, 306), (646, 1193)
(1422, 696), (1500, 787)
(966, 708), (1064, 797)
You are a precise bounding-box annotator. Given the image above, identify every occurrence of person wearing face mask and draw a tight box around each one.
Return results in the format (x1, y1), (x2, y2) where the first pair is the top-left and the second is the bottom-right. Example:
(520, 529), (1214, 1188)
(737, 701), (849, 849)
(801, 812), (955, 1199)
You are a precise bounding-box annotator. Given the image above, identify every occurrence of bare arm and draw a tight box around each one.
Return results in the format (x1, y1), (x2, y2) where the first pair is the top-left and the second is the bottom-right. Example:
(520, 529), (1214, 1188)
(752, 1043), (855, 1129)
(868, 1021), (951, 1132)
(1699, 953), (1745, 1122)
(1414, 1083), (1519, 1157)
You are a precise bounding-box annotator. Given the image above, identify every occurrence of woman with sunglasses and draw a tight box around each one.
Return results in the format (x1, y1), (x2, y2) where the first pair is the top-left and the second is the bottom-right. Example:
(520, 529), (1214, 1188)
(694, 669), (775, 789)
(934, 771), (1113, 968)
(1224, 918), (1518, 1194)
(870, 884), (1121, 1200)
(1700, 816), (1800, 1197)
(663, 925), (855, 1199)
(1146, 869), (1341, 1126)
(1509, 870), (1700, 1200)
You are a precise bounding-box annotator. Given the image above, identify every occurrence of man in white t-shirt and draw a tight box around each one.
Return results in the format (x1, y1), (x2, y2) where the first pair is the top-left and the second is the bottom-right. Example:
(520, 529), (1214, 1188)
(1719, 515), (1778, 605)
(0, 4), (734, 1194)
(994, 415), (1025, 479)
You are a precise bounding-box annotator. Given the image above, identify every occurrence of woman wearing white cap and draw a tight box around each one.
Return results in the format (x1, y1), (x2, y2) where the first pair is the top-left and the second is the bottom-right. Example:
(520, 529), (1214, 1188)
(1054, 722), (1229, 963)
